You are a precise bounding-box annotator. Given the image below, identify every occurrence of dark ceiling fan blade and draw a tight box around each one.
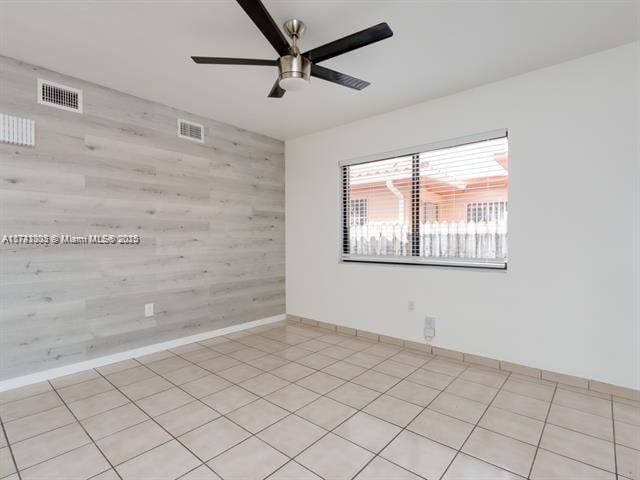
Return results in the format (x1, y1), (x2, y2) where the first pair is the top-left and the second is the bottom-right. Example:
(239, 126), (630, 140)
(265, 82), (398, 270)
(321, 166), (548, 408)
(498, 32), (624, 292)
(268, 80), (286, 98)
(191, 57), (277, 66)
(303, 23), (393, 64)
(311, 64), (370, 90)
(236, 0), (290, 56)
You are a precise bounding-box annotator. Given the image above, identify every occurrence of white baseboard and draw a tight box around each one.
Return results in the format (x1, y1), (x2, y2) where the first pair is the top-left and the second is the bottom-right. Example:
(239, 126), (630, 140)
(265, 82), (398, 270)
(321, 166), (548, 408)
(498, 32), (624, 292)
(0, 314), (286, 393)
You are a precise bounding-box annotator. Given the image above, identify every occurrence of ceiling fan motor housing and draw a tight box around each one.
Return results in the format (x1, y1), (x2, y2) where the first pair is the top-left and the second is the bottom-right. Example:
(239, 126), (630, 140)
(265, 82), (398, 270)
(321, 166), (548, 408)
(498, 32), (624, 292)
(278, 54), (311, 83)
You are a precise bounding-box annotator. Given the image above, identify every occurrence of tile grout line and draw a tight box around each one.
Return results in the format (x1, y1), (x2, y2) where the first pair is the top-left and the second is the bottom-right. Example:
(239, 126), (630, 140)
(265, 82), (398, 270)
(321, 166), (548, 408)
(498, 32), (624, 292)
(0, 415), (22, 480)
(46, 381), (123, 480)
(610, 396), (618, 478)
(437, 370), (512, 480)
(526, 380), (559, 479)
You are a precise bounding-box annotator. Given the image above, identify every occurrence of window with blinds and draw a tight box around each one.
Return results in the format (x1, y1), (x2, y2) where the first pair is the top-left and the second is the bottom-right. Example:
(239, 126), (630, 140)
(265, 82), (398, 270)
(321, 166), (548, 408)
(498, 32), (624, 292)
(341, 130), (508, 268)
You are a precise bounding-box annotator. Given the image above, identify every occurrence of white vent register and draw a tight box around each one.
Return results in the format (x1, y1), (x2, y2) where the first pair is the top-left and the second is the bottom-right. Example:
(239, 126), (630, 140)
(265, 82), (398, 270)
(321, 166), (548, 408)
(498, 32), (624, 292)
(37, 79), (83, 113)
(178, 119), (204, 143)
(0, 113), (35, 147)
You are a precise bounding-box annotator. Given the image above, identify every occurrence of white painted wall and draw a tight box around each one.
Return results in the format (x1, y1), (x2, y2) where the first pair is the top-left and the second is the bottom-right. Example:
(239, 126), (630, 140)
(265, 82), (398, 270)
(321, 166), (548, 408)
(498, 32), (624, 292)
(286, 42), (640, 390)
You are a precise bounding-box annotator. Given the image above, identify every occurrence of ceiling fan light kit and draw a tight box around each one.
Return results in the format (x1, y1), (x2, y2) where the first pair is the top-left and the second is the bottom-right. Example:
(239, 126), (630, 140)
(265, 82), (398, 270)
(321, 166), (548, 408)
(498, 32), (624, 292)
(191, 0), (393, 97)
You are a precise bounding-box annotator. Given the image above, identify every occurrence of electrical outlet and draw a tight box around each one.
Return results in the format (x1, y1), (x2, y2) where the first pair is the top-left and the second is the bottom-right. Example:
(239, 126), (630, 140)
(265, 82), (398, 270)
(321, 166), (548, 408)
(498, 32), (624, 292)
(144, 303), (154, 317)
(424, 316), (435, 339)
(408, 300), (415, 312)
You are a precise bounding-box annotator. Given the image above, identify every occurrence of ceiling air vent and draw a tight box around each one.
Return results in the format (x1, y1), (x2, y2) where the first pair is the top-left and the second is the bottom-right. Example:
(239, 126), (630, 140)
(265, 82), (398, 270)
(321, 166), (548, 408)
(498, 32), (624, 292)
(178, 119), (204, 143)
(37, 79), (83, 113)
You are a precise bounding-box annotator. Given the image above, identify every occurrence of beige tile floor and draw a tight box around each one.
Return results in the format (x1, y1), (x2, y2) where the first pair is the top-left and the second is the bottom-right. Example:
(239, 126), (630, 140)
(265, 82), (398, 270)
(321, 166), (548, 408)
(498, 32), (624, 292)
(0, 321), (638, 480)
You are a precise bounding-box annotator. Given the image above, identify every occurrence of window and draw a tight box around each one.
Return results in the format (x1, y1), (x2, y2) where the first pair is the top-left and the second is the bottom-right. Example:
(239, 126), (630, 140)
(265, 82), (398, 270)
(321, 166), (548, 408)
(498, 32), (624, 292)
(340, 130), (508, 268)
(350, 199), (368, 225)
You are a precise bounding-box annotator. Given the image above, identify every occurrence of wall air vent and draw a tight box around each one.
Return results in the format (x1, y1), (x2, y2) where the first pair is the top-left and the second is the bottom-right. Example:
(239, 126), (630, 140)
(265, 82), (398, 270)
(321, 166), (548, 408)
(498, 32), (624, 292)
(37, 79), (83, 113)
(178, 119), (204, 143)
(0, 113), (35, 147)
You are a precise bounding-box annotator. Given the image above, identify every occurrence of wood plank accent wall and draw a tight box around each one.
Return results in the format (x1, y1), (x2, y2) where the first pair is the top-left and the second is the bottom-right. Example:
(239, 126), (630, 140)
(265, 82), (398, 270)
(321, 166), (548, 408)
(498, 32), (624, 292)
(0, 55), (285, 380)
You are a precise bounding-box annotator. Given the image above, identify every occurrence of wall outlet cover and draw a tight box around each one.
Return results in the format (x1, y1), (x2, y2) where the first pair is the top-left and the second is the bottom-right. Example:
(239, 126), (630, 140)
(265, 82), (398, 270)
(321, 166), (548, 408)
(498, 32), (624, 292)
(144, 303), (154, 317)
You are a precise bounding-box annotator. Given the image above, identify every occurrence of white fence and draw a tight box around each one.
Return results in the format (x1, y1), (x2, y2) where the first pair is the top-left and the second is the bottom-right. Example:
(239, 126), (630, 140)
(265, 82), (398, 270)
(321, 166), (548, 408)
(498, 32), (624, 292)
(348, 218), (508, 259)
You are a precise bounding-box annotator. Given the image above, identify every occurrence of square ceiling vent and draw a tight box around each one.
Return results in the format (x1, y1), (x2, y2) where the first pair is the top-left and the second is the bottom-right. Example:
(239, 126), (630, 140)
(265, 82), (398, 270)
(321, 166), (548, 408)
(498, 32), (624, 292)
(178, 119), (204, 143)
(37, 79), (83, 113)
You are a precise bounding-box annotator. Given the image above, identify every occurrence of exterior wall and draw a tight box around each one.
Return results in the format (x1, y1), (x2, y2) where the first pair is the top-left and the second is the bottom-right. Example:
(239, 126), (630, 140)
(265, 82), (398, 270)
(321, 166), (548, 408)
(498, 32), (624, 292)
(286, 43), (640, 390)
(0, 56), (285, 380)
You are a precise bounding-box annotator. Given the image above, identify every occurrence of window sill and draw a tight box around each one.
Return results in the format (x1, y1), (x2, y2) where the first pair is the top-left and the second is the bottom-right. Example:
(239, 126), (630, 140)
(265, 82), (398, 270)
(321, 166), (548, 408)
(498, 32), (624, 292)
(340, 254), (507, 270)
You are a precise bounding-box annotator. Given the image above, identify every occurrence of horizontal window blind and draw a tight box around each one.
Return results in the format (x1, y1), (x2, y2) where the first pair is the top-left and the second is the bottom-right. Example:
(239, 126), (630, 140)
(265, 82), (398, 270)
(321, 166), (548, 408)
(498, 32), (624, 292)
(341, 132), (508, 268)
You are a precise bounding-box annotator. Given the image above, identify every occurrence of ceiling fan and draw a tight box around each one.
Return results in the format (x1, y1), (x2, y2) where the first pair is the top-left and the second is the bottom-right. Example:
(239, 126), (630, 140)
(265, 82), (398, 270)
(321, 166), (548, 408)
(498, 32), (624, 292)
(191, 0), (393, 98)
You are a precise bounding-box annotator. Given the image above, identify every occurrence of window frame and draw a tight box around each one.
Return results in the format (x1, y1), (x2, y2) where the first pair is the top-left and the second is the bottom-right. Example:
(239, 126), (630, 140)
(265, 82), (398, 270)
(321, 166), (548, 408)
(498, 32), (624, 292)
(339, 129), (508, 270)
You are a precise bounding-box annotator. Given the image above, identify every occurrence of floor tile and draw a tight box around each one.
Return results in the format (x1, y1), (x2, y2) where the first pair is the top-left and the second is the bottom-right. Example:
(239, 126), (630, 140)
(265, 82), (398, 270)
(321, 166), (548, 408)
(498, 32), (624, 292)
(155, 401), (220, 437)
(0, 382), (51, 405)
(209, 340), (247, 355)
(492, 390), (550, 421)
(617, 444), (640, 480)
(531, 449), (615, 480)
(363, 394), (422, 427)
(4, 405), (75, 444)
(614, 401), (640, 426)
(180, 347), (221, 364)
(271, 362), (316, 382)
(540, 424), (615, 472)
(116, 440), (200, 480)
(424, 357), (468, 376)
(616, 420), (640, 450)
(246, 354), (289, 371)
(443, 452), (524, 480)
(318, 345), (354, 360)
(267, 461), (322, 480)
(458, 366), (508, 389)
(429, 392), (487, 424)
(207, 437), (288, 480)
(228, 347), (267, 362)
(227, 398), (288, 433)
(106, 365), (156, 388)
(296, 352), (337, 370)
(201, 385), (258, 414)
(547, 403), (613, 441)
(240, 372), (290, 396)
(198, 355), (242, 373)
(297, 433), (374, 480)
(146, 356), (192, 375)
(96, 419), (171, 465)
(479, 406), (544, 445)
(163, 364), (210, 385)
(322, 361), (366, 380)
(50, 370), (100, 389)
(381, 430), (456, 479)
(373, 359), (418, 378)
(298, 339), (333, 352)
(338, 338), (376, 352)
(553, 388), (612, 418)
(265, 383), (320, 412)
(502, 376), (555, 401)
(387, 379), (439, 406)
(343, 352), (384, 369)
(136, 350), (175, 365)
(97, 359), (139, 375)
(275, 346), (310, 361)
(81, 402), (148, 440)
(297, 371), (345, 394)
(0, 447), (16, 478)
(179, 417), (250, 462)
(406, 368), (454, 390)
(68, 389), (129, 420)
(298, 396), (356, 430)
(390, 350), (432, 368)
(12, 423), (90, 470)
(334, 412), (401, 453)
(363, 343), (402, 359)
(354, 456), (421, 480)
(20, 443), (110, 480)
(0, 391), (62, 422)
(119, 375), (173, 401)
(136, 387), (193, 417)
(462, 427), (536, 477)
(179, 464), (222, 480)
(408, 408), (474, 449)
(217, 364), (262, 383)
(181, 374), (232, 399)
(327, 382), (380, 409)
(445, 378), (498, 404)
(351, 370), (399, 392)
(258, 414), (326, 457)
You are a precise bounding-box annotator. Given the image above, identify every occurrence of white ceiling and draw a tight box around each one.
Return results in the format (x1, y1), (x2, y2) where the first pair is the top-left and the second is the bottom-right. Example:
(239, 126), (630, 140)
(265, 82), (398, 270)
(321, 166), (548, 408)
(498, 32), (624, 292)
(1, 1), (638, 140)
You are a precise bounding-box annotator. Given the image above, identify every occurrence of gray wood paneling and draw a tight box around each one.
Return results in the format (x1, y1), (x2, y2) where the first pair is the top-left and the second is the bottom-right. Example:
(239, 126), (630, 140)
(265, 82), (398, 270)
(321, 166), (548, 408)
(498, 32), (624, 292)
(0, 55), (285, 379)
